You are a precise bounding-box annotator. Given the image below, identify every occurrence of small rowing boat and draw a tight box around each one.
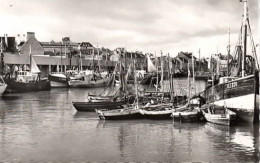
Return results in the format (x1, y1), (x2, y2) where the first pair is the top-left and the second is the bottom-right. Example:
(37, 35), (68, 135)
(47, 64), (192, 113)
(201, 104), (236, 126)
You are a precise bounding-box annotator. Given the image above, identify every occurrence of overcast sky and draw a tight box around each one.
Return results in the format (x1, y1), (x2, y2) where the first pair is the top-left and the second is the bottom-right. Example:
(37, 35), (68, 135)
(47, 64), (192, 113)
(0, 0), (258, 58)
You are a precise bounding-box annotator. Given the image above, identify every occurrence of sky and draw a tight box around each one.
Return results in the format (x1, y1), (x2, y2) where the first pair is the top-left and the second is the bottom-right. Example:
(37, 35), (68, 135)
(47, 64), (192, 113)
(0, 0), (259, 58)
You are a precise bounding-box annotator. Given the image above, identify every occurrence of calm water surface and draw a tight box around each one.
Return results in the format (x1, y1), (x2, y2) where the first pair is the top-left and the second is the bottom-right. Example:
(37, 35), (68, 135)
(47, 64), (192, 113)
(0, 85), (259, 162)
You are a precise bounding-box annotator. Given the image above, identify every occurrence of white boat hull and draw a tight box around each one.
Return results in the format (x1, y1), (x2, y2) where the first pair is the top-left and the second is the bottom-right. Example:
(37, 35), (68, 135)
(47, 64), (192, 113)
(0, 84), (7, 95)
(50, 81), (68, 88)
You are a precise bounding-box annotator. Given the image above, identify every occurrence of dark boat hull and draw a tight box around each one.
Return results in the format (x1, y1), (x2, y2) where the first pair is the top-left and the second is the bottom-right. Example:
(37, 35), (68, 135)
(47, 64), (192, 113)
(72, 101), (127, 112)
(142, 113), (172, 120)
(4, 78), (51, 93)
(201, 71), (259, 123)
(172, 113), (202, 123)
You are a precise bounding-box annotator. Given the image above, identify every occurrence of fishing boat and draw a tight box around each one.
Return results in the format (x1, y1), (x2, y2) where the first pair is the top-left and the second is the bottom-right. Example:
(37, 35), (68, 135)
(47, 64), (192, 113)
(172, 108), (203, 123)
(0, 75), (7, 95)
(4, 46), (50, 92)
(48, 72), (68, 88)
(48, 49), (68, 88)
(72, 100), (128, 112)
(139, 103), (174, 120)
(73, 87), (135, 111)
(72, 57), (135, 111)
(171, 97), (204, 123)
(96, 105), (143, 120)
(201, 1), (259, 123)
(201, 104), (237, 126)
(96, 58), (143, 120)
(68, 71), (113, 88)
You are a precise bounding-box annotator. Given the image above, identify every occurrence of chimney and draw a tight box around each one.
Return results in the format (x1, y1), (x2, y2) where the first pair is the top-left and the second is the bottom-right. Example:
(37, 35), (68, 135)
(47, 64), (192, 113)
(26, 32), (35, 41)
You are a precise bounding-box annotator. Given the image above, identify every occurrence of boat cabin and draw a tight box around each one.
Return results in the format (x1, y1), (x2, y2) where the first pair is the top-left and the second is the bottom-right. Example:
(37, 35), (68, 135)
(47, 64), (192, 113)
(15, 71), (38, 83)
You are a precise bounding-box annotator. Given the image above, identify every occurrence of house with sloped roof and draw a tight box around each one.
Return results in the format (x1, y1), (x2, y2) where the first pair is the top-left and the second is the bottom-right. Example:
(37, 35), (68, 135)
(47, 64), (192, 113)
(109, 48), (147, 70)
(19, 32), (44, 56)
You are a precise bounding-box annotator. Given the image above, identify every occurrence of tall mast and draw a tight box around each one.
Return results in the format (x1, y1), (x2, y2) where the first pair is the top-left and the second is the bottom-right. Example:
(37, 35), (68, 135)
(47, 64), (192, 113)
(1, 38), (3, 75)
(198, 49), (201, 71)
(62, 42), (65, 72)
(259, 0), (260, 65)
(192, 52), (195, 95)
(227, 28), (230, 77)
(134, 58), (139, 109)
(80, 50), (82, 71)
(242, 0), (248, 77)
(160, 51), (164, 100)
(97, 48), (100, 70)
(187, 62), (190, 105)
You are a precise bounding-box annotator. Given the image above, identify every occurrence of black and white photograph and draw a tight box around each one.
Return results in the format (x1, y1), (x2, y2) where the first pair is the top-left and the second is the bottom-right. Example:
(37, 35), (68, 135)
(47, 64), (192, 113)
(0, 0), (259, 162)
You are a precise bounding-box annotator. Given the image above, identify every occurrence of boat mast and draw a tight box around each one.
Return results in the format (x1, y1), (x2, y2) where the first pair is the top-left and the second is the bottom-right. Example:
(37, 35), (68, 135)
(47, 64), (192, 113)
(192, 52), (196, 95)
(62, 42), (65, 72)
(187, 62), (190, 106)
(155, 51), (159, 96)
(97, 48), (100, 71)
(242, 0), (248, 77)
(198, 49), (201, 71)
(259, 0), (260, 66)
(227, 28), (230, 77)
(1, 38), (3, 75)
(160, 51), (164, 100)
(134, 58), (139, 109)
(80, 50), (82, 71)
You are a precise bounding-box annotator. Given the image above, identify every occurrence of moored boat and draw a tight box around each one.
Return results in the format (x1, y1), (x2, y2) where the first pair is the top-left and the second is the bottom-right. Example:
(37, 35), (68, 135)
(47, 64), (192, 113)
(139, 103), (174, 120)
(200, 1), (259, 123)
(68, 71), (113, 88)
(172, 108), (203, 123)
(171, 97), (205, 123)
(48, 72), (68, 88)
(4, 48), (51, 93)
(96, 105), (143, 120)
(201, 104), (237, 126)
(72, 100), (127, 112)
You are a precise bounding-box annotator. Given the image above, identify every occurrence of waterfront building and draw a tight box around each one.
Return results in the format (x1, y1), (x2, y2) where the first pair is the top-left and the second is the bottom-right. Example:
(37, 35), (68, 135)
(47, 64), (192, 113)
(0, 32), (117, 76)
(110, 48), (147, 71)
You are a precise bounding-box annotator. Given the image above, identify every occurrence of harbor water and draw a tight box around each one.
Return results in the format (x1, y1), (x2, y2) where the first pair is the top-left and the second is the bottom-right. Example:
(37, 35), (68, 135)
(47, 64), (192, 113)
(0, 80), (259, 162)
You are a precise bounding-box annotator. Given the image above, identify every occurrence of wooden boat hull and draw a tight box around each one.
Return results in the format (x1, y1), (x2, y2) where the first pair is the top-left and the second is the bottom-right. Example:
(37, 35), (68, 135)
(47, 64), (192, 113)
(140, 110), (174, 120)
(48, 74), (68, 88)
(96, 108), (143, 120)
(4, 78), (51, 93)
(72, 100), (127, 112)
(172, 110), (202, 123)
(0, 84), (7, 95)
(201, 71), (259, 123)
(201, 104), (237, 126)
(203, 114), (230, 125)
(68, 77), (112, 88)
(139, 104), (175, 120)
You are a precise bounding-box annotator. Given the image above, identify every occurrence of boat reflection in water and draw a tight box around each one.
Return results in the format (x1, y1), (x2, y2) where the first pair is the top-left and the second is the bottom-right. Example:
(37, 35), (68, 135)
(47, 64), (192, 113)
(202, 123), (259, 162)
(0, 87), (259, 162)
(94, 119), (259, 162)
